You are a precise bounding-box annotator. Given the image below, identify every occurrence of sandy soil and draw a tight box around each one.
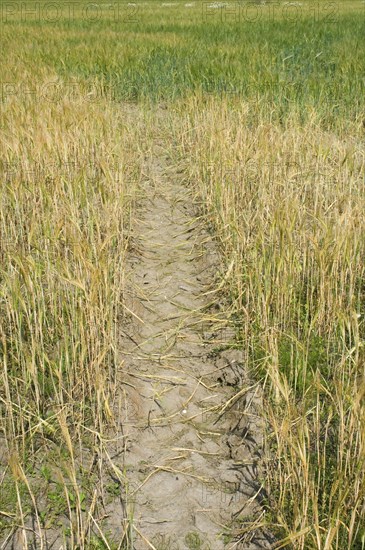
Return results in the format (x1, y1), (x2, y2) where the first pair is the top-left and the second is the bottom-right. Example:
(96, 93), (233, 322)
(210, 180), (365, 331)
(111, 128), (273, 549)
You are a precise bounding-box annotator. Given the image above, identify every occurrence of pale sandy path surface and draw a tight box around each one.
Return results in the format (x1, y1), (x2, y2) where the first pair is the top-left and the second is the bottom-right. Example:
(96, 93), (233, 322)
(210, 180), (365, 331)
(111, 122), (273, 549)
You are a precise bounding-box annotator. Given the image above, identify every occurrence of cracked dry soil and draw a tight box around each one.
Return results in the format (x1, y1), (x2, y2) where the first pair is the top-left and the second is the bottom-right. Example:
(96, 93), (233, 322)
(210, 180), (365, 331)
(111, 134), (273, 550)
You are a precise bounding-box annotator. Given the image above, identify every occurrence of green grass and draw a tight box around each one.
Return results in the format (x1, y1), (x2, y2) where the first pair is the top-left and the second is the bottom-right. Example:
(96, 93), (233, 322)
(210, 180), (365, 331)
(1, 2), (364, 125)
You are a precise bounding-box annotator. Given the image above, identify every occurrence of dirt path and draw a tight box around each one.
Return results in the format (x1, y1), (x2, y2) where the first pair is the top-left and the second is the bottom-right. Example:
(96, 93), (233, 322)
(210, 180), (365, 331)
(110, 124), (272, 550)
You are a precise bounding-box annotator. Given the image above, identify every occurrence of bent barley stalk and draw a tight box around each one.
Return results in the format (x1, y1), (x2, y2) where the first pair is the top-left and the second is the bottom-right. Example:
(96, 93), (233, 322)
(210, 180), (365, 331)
(172, 97), (365, 549)
(0, 62), (144, 546)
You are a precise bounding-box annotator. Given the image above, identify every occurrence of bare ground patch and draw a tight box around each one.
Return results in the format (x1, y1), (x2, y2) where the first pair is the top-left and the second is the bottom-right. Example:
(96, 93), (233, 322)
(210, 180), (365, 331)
(110, 115), (273, 549)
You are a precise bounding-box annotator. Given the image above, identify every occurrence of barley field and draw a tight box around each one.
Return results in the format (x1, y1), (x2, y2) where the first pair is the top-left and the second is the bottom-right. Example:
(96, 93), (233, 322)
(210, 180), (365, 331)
(0, 1), (365, 549)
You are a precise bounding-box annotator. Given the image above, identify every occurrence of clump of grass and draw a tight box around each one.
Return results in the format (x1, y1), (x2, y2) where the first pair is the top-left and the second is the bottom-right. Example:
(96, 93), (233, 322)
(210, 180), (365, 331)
(0, 58), (145, 546)
(174, 96), (365, 549)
